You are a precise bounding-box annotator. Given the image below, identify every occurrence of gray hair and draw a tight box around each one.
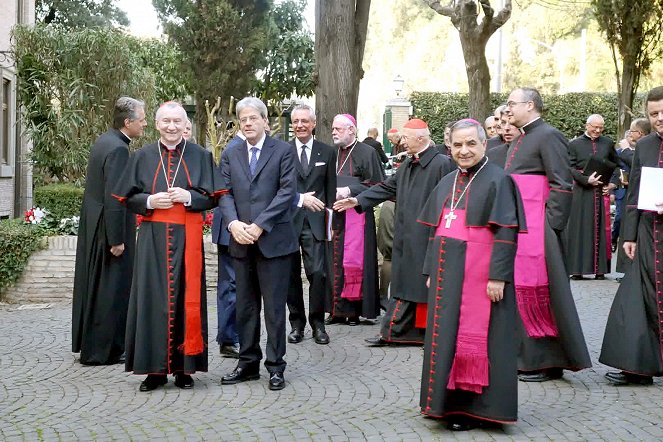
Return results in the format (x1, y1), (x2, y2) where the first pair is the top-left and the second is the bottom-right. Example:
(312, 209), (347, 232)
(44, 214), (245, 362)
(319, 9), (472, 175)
(632, 117), (651, 134)
(112, 96), (144, 129)
(291, 103), (316, 122)
(496, 104), (508, 116)
(518, 87), (544, 113)
(450, 119), (487, 143)
(236, 97), (268, 119)
(586, 114), (604, 124)
(155, 101), (187, 121)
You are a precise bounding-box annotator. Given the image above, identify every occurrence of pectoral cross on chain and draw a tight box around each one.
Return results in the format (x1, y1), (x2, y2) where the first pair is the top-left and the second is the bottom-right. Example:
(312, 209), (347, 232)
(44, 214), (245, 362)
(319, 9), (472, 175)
(444, 210), (457, 229)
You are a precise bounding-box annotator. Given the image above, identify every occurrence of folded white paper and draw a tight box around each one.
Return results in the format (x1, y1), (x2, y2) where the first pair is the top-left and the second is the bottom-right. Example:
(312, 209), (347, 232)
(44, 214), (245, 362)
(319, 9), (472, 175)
(637, 166), (663, 211)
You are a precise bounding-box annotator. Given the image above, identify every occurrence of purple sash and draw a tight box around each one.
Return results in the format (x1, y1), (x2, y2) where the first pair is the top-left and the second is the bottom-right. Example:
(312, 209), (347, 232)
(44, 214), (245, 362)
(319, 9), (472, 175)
(511, 174), (558, 338)
(434, 209), (492, 393)
(341, 209), (365, 301)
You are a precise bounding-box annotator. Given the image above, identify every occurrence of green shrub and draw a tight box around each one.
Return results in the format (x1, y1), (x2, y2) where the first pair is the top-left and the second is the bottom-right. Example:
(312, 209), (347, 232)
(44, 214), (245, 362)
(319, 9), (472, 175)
(0, 219), (45, 296)
(33, 184), (84, 220)
(411, 91), (646, 144)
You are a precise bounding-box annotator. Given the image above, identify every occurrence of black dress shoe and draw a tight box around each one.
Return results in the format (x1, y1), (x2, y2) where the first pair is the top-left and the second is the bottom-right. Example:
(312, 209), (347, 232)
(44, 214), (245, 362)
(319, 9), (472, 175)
(287, 329), (304, 344)
(174, 374), (194, 389)
(364, 336), (388, 347)
(595, 274), (605, 280)
(547, 367), (564, 379)
(139, 375), (167, 392)
(324, 316), (346, 325)
(347, 317), (360, 326)
(605, 371), (653, 386)
(447, 417), (478, 431)
(269, 372), (285, 391)
(221, 366), (260, 385)
(518, 370), (554, 382)
(220, 343), (240, 358)
(313, 328), (330, 345)
(570, 275), (585, 280)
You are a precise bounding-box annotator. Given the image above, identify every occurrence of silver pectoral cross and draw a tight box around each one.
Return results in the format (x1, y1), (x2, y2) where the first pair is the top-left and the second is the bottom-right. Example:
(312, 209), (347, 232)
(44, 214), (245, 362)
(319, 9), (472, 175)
(444, 210), (457, 228)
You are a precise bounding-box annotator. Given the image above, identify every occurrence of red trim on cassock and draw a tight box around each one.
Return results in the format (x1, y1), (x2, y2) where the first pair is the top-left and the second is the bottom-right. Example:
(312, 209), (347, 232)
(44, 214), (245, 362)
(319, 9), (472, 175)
(144, 204), (205, 356)
(550, 187), (572, 193)
(112, 193), (127, 203)
(494, 239), (515, 244)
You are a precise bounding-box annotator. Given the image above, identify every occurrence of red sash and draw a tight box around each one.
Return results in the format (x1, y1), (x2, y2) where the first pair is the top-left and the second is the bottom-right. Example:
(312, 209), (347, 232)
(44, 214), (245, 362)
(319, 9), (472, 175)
(434, 209), (492, 394)
(144, 204), (205, 356)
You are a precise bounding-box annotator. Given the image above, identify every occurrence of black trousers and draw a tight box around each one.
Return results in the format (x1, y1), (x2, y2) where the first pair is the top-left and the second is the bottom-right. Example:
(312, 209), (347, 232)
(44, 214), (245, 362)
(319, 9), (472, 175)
(233, 246), (292, 374)
(287, 218), (327, 331)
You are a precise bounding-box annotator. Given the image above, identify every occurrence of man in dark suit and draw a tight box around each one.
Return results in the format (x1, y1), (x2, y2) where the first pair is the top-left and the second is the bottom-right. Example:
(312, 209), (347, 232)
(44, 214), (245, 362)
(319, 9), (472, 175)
(219, 97), (298, 391)
(362, 127), (389, 165)
(210, 132), (246, 358)
(286, 104), (337, 345)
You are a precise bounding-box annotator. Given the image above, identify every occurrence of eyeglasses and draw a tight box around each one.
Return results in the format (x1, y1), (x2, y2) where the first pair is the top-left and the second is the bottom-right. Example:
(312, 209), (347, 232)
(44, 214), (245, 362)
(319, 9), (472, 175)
(587, 123), (605, 131)
(239, 115), (261, 124)
(506, 101), (530, 108)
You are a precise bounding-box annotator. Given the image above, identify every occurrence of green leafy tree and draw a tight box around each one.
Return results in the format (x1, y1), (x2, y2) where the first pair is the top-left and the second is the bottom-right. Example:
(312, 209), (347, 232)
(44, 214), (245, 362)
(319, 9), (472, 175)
(36, 0), (129, 28)
(423, 0), (512, 121)
(592, 0), (663, 135)
(12, 25), (187, 183)
(253, 0), (315, 107)
(153, 0), (272, 144)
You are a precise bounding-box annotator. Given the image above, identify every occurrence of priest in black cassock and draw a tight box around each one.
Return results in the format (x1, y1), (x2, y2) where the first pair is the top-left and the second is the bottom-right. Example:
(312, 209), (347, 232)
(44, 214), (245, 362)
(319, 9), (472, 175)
(334, 118), (453, 346)
(486, 108), (516, 168)
(114, 101), (221, 392)
(417, 119), (526, 431)
(504, 87), (592, 383)
(600, 86), (663, 386)
(562, 114), (620, 280)
(72, 97), (146, 365)
(327, 114), (385, 325)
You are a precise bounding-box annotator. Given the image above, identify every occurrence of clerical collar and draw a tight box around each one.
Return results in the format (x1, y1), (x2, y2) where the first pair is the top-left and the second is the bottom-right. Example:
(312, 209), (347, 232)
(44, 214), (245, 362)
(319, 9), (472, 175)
(117, 129), (132, 143)
(159, 137), (185, 151)
(412, 145), (430, 159)
(458, 156), (488, 174)
(341, 139), (358, 150)
(519, 116), (542, 134)
(583, 132), (599, 141)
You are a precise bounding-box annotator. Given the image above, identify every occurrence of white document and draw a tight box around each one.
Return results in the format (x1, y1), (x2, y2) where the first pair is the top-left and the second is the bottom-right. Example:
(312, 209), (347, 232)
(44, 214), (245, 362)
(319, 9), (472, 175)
(637, 166), (663, 211)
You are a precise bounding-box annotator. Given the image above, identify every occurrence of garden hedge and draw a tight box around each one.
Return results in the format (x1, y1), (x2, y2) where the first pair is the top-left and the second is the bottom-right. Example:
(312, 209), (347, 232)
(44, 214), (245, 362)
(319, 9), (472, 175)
(410, 91), (646, 144)
(33, 184), (84, 220)
(0, 219), (45, 296)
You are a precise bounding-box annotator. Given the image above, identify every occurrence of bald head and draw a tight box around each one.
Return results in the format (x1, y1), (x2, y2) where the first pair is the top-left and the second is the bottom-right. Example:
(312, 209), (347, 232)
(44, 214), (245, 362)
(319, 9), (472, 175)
(484, 116), (497, 138)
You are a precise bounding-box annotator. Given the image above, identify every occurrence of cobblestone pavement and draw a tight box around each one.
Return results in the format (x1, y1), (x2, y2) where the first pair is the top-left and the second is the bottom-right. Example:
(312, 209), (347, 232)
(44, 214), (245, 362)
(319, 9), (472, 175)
(1, 276), (662, 441)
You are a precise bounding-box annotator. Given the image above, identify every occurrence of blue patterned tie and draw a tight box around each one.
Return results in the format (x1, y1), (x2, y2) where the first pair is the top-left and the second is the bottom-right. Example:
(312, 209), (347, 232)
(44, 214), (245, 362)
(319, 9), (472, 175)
(249, 146), (258, 177)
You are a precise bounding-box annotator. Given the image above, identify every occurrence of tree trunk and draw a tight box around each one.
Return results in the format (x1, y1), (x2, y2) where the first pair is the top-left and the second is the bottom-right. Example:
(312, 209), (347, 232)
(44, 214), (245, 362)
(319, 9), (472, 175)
(459, 33), (491, 121)
(619, 59), (637, 138)
(195, 94), (208, 147)
(314, 0), (370, 145)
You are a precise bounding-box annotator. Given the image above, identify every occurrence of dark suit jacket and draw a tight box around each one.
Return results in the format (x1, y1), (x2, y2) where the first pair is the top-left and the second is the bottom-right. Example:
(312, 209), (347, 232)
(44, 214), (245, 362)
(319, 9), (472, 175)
(291, 139), (337, 241)
(212, 134), (245, 246)
(220, 135), (298, 259)
(362, 137), (389, 164)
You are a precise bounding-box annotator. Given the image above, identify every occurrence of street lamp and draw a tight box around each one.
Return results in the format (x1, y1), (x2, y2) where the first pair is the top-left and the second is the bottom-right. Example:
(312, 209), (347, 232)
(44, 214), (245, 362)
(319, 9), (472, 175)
(393, 75), (405, 97)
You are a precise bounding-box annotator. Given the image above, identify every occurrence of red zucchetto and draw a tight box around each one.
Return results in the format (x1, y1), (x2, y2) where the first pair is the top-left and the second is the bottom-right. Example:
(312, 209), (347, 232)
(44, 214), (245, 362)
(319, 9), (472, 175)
(403, 119), (428, 129)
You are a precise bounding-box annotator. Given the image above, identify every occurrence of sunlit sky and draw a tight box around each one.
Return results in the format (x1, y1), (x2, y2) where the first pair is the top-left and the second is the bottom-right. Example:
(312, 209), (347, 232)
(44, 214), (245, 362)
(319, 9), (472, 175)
(116, 0), (315, 38)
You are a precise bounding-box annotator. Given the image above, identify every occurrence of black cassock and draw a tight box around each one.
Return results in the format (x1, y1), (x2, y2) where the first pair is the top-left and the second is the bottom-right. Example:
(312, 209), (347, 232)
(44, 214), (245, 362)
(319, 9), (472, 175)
(72, 129), (136, 365)
(504, 118), (592, 372)
(114, 139), (219, 375)
(562, 134), (618, 276)
(486, 142), (509, 168)
(418, 158), (526, 423)
(615, 147), (636, 273)
(354, 147), (453, 343)
(600, 132), (663, 377)
(329, 141), (385, 320)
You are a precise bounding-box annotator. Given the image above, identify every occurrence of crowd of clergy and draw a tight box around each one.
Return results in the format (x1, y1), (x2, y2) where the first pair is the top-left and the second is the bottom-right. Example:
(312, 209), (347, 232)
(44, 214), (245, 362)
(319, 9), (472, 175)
(71, 84), (663, 432)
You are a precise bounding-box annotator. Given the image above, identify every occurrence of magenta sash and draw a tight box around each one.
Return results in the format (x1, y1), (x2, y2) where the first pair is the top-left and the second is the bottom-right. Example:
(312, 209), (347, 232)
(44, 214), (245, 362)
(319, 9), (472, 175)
(511, 174), (558, 338)
(603, 194), (612, 260)
(341, 209), (365, 301)
(434, 209), (492, 394)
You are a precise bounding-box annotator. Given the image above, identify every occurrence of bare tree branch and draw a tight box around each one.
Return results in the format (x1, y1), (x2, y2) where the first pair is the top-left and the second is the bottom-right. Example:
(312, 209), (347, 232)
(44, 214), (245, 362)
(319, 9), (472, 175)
(422, 0), (455, 17)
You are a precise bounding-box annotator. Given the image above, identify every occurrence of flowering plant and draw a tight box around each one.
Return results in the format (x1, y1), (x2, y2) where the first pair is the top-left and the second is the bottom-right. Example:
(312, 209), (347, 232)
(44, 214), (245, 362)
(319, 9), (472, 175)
(203, 211), (214, 235)
(24, 207), (48, 224)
